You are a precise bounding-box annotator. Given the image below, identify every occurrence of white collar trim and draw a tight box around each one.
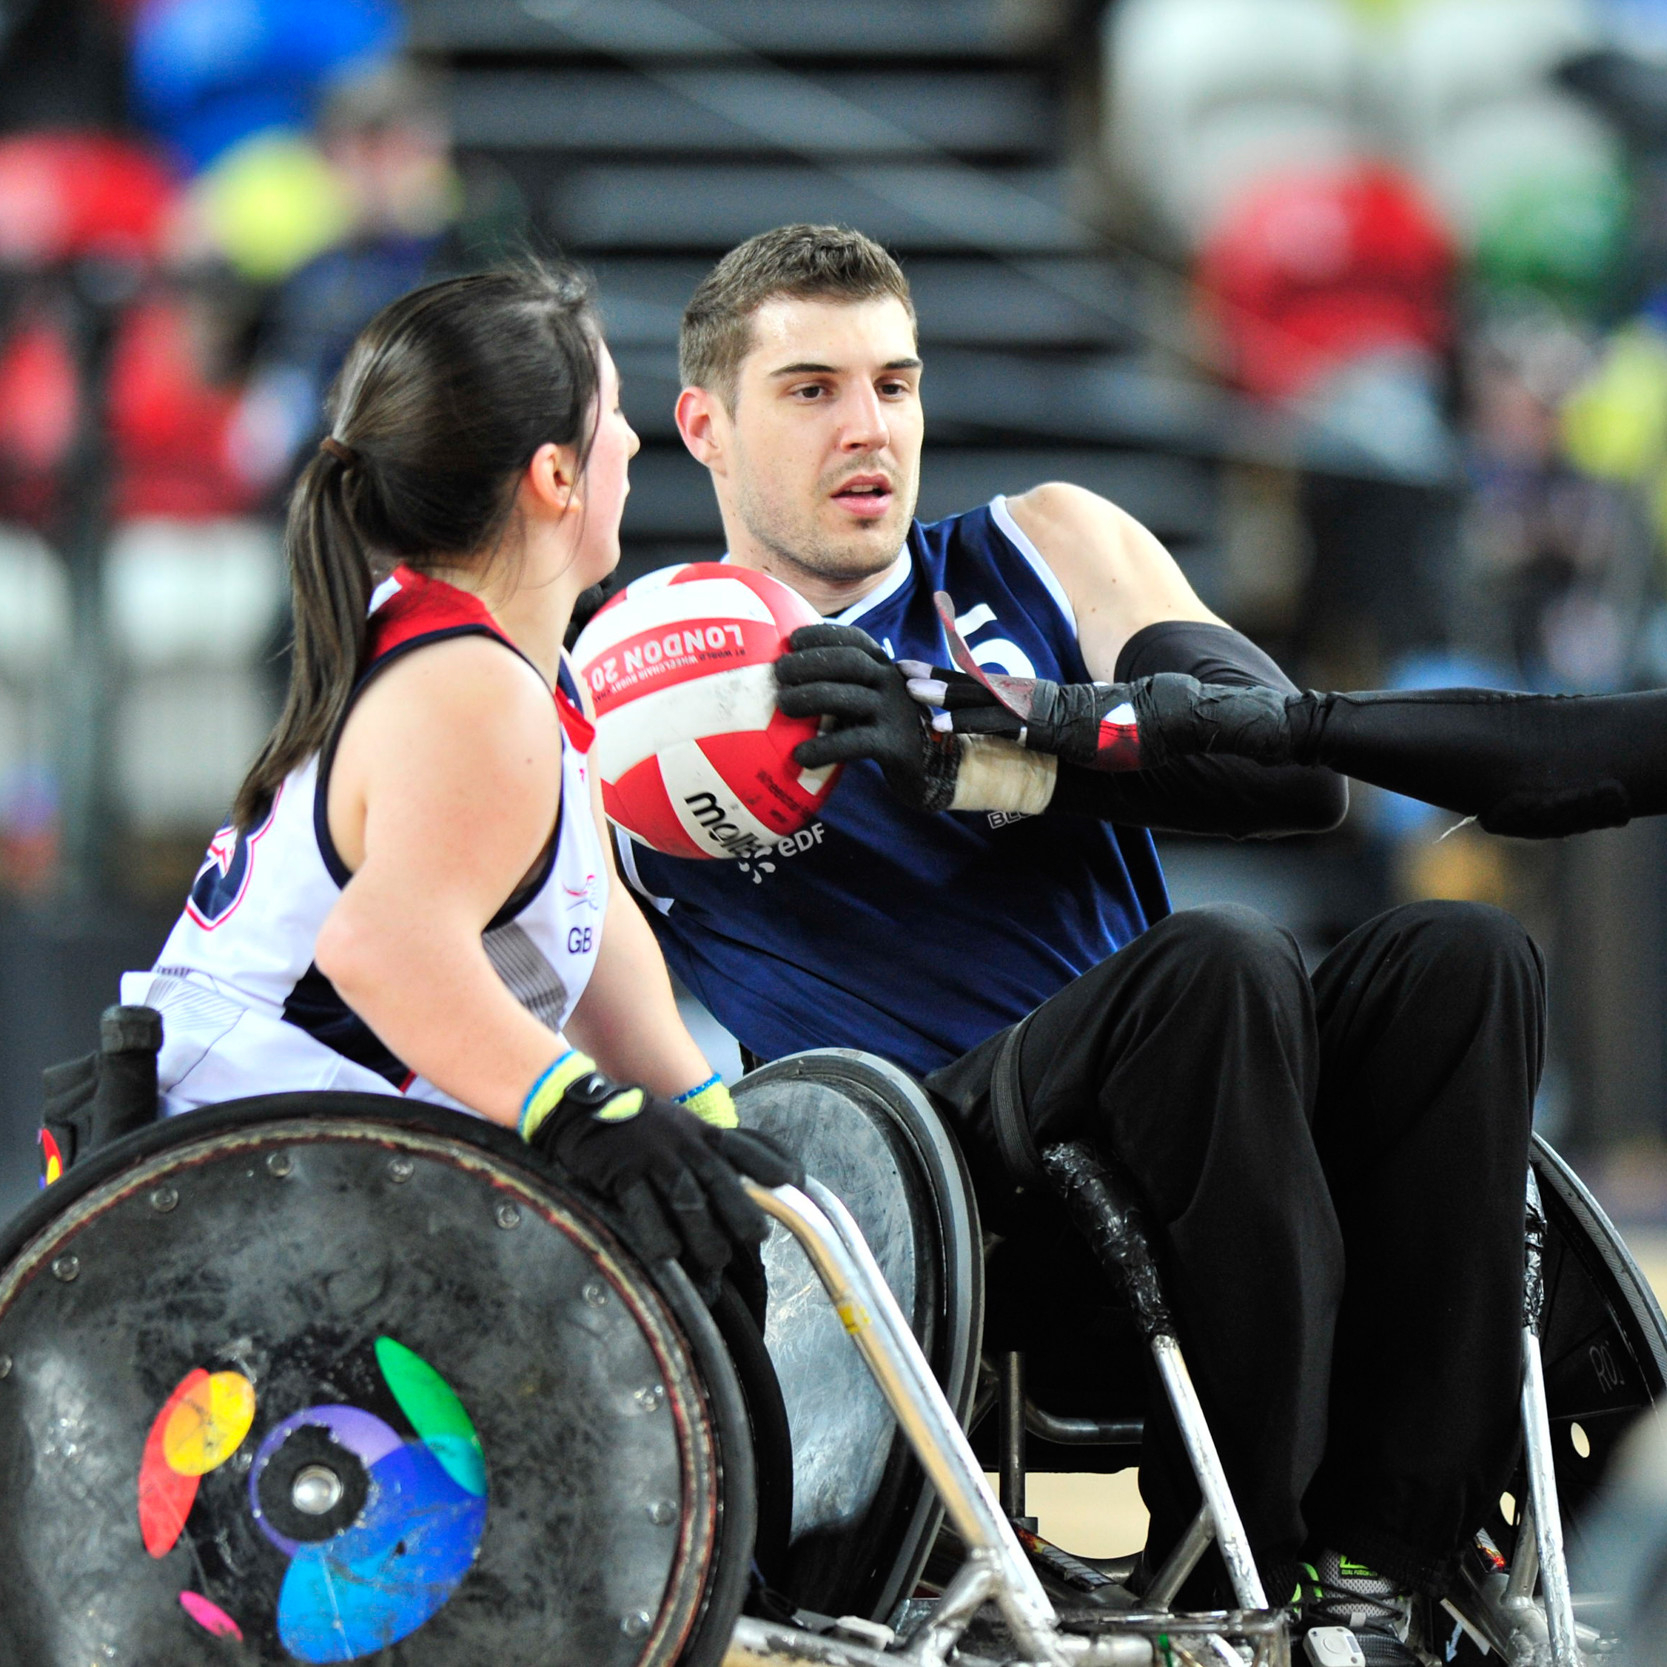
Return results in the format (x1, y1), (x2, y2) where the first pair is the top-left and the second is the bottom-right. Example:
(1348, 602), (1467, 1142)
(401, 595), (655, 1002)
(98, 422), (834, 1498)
(719, 545), (913, 624)
(832, 548), (911, 625)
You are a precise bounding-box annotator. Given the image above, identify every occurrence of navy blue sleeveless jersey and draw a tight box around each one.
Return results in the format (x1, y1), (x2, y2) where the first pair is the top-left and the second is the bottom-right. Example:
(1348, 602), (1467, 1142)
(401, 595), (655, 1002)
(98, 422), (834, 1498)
(620, 498), (1171, 1076)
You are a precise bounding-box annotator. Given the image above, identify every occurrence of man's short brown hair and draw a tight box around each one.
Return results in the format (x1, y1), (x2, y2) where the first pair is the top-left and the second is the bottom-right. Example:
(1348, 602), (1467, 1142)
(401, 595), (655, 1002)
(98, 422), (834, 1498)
(679, 224), (916, 409)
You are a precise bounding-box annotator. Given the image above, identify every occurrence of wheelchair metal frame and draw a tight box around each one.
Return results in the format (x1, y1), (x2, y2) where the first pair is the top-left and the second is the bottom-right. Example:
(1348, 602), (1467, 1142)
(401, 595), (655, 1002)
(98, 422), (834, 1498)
(731, 1175), (1287, 1667)
(731, 1156), (1608, 1667)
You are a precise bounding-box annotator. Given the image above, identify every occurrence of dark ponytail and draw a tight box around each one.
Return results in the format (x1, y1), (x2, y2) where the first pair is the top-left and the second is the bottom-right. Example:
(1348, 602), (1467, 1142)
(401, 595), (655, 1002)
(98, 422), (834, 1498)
(233, 263), (602, 828)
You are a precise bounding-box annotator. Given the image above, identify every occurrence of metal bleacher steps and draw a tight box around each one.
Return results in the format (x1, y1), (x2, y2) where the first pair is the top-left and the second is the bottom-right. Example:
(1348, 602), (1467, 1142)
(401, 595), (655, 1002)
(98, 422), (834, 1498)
(408, 0), (1429, 590)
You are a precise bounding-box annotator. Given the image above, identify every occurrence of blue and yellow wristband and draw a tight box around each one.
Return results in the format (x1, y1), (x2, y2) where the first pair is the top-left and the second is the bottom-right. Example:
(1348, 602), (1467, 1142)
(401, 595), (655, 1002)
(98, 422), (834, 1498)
(674, 1071), (737, 1129)
(520, 1049), (637, 1143)
(520, 1053), (735, 1143)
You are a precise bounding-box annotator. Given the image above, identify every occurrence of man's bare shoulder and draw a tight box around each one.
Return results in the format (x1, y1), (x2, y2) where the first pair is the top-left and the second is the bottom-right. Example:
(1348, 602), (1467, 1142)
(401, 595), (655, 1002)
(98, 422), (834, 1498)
(1000, 482), (1220, 676)
(1004, 482), (1171, 575)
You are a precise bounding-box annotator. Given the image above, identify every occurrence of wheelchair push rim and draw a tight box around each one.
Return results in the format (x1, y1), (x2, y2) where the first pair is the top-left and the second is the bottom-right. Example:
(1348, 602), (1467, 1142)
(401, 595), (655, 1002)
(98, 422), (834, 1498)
(734, 1048), (985, 1626)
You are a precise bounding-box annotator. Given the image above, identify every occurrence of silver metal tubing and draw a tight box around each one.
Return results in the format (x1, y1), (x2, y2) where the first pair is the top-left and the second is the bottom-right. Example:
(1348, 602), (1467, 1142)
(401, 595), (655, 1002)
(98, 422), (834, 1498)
(749, 1180), (1064, 1662)
(724, 1609), (1160, 1667)
(1521, 1326), (1582, 1666)
(904, 1550), (1002, 1667)
(1505, 1495), (1540, 1604)
(1000, 1351), (1028, 1519)
(1143, 1504), (1214, 1611)
(1024, 1399), (1144, 1447)
(726, 1614), (910, 1667)
(1151, 1338), (1268, 1611)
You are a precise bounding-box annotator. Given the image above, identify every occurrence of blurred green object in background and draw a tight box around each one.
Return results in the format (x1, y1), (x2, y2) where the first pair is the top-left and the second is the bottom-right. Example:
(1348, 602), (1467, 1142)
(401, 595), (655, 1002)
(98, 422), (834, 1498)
(1473, 159), (1631, 317)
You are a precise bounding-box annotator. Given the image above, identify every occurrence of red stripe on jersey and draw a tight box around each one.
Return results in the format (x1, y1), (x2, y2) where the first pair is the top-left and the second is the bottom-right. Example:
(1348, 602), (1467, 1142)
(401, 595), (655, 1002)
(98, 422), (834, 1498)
(556, 688), (595, 751)
(369, 566), (507, 659)
(370, 566), (596, 751)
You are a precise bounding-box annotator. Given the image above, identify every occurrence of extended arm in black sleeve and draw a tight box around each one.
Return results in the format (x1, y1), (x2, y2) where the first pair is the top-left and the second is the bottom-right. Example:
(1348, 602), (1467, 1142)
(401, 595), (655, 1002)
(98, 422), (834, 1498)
(1267, 686), (1667, 838)
(1048, 622), (1349, 839)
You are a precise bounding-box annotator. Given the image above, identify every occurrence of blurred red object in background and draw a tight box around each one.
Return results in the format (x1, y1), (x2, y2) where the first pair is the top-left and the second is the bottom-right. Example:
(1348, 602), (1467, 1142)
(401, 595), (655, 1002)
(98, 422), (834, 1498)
(0, 130), (252, 522)
(0, 132), (177, 268)
(0, 298), (256, 523)
(1198, 162), (1457, 402)
(106, 296), (254, 519)
(0, 317), (76, 478)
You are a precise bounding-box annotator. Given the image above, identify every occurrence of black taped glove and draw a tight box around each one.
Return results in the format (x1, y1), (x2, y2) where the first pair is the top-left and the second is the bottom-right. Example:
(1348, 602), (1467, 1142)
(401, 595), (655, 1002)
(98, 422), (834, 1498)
(526, 1068), (803, 1287)
(910, 665), (1304, 773)
(776, 623), (964, 811)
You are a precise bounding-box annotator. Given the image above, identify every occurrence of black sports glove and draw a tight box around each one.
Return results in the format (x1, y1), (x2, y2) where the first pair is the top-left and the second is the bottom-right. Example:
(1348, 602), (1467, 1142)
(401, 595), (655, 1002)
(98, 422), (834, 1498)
(903, 662), (1143, 767)
(525, 1067), (803, 1287)
(776, 623), (964, 811)
(907, 663), (1298, 773)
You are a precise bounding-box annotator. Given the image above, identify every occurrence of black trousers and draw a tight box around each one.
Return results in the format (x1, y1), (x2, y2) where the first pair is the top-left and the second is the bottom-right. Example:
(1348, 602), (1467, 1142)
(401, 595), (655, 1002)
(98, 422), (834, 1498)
(926, 900), (1545, 1597)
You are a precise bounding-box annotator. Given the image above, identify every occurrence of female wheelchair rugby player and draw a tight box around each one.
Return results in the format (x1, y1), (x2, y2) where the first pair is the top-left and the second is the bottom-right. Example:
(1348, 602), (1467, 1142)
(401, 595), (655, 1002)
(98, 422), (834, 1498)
(116, 264), (797, 1293)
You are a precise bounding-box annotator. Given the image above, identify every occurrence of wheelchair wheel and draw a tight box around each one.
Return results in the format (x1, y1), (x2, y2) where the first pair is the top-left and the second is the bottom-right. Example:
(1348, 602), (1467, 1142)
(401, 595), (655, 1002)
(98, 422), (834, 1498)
(1434, 1134), (1667, 1659)
(734, 1048), (983, 1624)
(0, 1094), (753, 1667)
(1519, 1138), (1667, 1546)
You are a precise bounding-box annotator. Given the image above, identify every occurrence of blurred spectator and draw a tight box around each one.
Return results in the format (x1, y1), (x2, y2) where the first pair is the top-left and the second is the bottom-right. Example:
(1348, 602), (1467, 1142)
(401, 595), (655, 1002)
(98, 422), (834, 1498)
(188, 131), (354, 285)
(229, 66), (466, 495)
(0, 528), (67, 897)
(1198, 162), (1459, 675)
(1196, 162), (1454, 451)
(0, 132), (259, 528)
(130, 0), (404, 173)
(1102, 0), (1650, 686)
(1461, 312), (1653, 691)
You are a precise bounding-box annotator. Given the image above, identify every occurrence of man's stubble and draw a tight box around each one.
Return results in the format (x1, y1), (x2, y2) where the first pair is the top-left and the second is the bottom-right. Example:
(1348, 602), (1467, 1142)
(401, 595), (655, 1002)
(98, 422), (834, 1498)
(732, 450), (919, 590)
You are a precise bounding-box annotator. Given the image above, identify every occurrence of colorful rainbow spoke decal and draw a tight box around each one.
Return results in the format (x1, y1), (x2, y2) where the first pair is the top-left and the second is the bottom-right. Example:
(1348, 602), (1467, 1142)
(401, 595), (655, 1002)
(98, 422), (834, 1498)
(248, 1406), (403, 1558)
(165, 1370), (257, 1475)
(138, 1368), (256, 1558)
(38, 1127), (63, 1188)
(375, 1336), (488, 1498)
(180, 1591), (244, 1640)
(276, 1442), (488, 1664)
(246, 1342), (489, 1664)
(137, 1340), (486, 1664)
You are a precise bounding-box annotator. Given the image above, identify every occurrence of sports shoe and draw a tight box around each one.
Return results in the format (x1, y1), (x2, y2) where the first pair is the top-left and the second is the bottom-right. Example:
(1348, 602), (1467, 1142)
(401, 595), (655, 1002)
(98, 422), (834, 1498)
(1294, 1551), (1419, 1667)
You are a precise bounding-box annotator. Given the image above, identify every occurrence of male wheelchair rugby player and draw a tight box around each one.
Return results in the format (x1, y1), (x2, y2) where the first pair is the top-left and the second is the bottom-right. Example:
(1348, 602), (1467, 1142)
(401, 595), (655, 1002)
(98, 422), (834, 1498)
(4, 257), (1665, 1663)
(2, 1030), (1664, 1665)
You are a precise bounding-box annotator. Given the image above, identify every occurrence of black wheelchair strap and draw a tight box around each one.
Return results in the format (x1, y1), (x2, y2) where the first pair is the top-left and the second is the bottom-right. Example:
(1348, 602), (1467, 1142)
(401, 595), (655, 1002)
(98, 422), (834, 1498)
(989, 1013), (1046, 1190)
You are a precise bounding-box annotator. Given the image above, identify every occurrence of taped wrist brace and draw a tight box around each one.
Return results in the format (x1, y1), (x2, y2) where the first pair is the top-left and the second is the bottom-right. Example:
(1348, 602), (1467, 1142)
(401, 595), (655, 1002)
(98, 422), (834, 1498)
(947, 737), (1060, 813)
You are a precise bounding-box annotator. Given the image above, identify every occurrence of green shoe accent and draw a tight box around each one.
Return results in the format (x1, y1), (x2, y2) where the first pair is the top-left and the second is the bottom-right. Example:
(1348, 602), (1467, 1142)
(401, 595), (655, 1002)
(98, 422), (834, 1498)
(1337, 1554), (1377, 1579)
(1291, 1563), (1320, 1606)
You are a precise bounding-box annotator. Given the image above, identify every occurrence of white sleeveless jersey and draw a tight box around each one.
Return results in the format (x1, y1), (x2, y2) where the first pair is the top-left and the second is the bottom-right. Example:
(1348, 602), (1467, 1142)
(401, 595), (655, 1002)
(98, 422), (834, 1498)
(123, 567), (608, 1117)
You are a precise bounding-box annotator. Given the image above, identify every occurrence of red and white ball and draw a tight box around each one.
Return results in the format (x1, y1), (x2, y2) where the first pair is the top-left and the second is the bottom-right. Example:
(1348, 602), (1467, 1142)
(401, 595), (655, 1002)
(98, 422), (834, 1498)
(571, 563), (841, 860)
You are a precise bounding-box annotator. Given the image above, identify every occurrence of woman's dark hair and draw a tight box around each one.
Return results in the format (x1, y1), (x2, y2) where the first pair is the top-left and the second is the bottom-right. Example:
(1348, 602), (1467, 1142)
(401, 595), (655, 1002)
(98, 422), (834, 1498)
(233, 263), (603, 828)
